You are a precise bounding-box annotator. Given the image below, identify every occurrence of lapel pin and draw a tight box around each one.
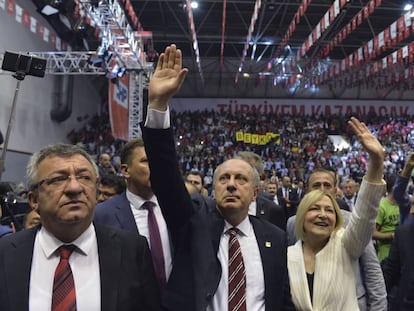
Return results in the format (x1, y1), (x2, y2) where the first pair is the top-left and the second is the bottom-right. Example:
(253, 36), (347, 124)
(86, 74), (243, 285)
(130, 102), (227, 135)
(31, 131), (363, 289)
(265, 241), (271, 248)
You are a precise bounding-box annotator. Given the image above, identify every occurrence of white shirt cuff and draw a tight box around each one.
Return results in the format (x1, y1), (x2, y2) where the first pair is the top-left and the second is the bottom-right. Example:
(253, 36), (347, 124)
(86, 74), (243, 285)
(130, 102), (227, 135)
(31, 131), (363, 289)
(144, 107), (170, 129)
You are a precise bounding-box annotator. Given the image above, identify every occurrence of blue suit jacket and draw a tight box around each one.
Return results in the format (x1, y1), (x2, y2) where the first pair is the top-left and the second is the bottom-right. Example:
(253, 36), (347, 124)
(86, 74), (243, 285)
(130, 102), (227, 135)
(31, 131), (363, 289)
(0, 224), (161, 311)
(143, 126), (294, 311)
(94, 192), (139, 234)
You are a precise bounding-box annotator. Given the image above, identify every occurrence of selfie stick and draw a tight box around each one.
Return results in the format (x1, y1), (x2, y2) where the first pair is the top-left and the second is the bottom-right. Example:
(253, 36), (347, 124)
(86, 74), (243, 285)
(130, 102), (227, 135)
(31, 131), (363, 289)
(0, 76), (23, 181)
(0, 52), (45, 181)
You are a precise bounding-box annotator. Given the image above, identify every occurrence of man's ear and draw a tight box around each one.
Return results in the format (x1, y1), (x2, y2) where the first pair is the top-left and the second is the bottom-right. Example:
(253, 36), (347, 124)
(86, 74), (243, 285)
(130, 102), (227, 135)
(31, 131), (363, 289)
(120, 164), (129, 178)
(28, 191), (39, 213)
(252, 187), (259, 202)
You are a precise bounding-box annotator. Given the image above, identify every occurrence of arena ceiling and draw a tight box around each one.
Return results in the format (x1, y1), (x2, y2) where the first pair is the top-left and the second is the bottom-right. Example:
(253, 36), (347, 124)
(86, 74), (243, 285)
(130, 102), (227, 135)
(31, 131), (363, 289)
(32, 1), (414, 98)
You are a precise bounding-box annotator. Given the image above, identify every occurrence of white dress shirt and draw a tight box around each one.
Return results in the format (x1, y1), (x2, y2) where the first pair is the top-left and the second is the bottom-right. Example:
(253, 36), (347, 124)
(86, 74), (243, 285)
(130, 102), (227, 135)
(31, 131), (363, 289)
(29, 224), (101, 311)
(248, 200), (257, 216)
(208, 217), (265, 311)
(126, 190), (173, 280)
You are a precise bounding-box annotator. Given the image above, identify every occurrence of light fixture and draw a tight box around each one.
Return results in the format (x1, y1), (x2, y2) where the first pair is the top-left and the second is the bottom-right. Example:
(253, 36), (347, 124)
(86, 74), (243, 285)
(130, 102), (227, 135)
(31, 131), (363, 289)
(404, 3), (413, 11)
(106, 64), (127, 83)
(40, 0), (62, 16)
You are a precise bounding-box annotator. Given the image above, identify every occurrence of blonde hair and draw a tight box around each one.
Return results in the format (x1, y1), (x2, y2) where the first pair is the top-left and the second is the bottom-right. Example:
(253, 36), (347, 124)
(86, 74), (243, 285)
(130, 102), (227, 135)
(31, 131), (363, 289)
(295, 189), (344, 241)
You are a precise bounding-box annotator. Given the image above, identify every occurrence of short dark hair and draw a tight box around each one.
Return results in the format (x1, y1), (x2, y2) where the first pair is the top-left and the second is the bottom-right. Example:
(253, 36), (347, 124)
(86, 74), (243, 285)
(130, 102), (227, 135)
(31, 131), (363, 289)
(307, 168), (337, 188)
(99, 174), (126, 194)
(120, 138), (145, 165)
(186, 171), (204, 185)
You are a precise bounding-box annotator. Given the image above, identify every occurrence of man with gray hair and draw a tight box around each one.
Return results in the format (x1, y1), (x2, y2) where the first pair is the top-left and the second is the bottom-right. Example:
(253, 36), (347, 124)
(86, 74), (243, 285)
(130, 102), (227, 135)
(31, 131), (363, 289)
(0, 143), (161, 311)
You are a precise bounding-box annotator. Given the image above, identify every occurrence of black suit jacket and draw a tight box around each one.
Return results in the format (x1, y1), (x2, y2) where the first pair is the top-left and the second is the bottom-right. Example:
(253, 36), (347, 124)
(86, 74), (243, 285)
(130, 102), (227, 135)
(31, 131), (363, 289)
(256, 193), (286, 231)
(382, 222), (414, 311)
(0, 224), (161, 311)
(277, 187), (300, 218)
(143, 126), (293, 311)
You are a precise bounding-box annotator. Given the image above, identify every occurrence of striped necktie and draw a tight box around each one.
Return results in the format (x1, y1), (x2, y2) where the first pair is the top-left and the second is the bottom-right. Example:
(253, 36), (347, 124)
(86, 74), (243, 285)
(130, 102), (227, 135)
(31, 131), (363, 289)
(228, 228), (246, 311)
(52, 245), (77, 311)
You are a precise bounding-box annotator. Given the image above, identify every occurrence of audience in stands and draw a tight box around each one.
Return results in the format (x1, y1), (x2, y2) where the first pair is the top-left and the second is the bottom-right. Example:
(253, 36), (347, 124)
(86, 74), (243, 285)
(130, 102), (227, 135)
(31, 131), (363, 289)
(66, 109), (414, 196)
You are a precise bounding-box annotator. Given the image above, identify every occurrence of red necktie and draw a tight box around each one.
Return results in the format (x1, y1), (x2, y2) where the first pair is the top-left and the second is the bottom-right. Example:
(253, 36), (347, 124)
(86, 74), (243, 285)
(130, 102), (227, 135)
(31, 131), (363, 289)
(52, 245), (77, 311)
(143, 201), (167, 289)
(228, 228), (246, 311)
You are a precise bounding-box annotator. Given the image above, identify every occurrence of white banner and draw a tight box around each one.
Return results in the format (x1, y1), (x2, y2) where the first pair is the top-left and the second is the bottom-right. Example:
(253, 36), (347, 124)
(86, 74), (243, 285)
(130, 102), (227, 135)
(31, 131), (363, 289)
(170, 98), (414, 117)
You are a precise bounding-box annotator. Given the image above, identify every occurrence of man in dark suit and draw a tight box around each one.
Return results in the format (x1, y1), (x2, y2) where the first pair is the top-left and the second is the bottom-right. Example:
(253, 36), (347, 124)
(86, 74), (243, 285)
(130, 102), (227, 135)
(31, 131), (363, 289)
(0, 144), (160, 311)
(277, 175), (300, 218)
(382, 222), (414, 311)
(94, 138), (172, 289)
(143, 44), (293, 311)
(235, 151), (286, 230)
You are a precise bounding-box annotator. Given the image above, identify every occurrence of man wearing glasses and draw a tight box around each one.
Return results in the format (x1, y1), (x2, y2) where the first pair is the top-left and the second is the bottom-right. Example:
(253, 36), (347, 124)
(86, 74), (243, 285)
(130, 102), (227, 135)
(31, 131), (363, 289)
(0, 143), (161, 311)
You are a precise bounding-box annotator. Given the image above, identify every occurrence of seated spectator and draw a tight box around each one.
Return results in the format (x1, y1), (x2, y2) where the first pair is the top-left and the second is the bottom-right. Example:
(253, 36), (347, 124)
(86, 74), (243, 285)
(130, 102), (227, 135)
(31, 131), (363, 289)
(97, 174), (126, 203)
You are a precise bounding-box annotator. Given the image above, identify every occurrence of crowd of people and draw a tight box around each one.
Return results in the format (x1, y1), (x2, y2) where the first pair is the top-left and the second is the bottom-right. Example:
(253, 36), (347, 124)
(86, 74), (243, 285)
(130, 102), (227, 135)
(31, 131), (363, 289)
(0, 44), (414, 310)
(66, 104), (414, 196)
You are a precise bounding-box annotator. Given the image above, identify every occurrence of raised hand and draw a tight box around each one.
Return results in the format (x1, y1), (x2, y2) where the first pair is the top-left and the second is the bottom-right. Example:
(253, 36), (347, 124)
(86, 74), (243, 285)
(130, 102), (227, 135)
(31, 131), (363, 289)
(348, 117), (384, 183)
(148, 44), (188, 111)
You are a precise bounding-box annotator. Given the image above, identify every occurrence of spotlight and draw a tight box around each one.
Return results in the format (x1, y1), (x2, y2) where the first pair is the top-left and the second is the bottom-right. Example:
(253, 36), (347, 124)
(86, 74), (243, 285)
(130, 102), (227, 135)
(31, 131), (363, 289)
(88, 45), (112, 67)
(40, 0), (62, 16)
(106, 64), (127, 83)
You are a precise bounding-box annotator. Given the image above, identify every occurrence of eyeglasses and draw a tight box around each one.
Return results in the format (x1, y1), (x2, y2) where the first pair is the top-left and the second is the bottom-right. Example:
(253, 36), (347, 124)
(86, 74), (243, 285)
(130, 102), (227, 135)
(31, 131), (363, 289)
(33, 173), (96, 190)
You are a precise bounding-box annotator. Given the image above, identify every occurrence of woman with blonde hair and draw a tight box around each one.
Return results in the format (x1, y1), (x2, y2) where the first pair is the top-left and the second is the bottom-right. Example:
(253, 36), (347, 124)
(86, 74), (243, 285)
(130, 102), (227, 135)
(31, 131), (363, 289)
(287, 117), (386, 311)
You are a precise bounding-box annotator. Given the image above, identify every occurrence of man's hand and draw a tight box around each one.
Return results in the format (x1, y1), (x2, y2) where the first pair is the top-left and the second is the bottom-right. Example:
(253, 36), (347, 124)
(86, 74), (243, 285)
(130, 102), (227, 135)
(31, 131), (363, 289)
(148, 44), (188, 111)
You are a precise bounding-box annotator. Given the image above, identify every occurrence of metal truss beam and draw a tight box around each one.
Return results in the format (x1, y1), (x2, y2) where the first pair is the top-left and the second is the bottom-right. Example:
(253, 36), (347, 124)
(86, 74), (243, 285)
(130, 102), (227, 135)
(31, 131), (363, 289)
(79, 0), (153, 72)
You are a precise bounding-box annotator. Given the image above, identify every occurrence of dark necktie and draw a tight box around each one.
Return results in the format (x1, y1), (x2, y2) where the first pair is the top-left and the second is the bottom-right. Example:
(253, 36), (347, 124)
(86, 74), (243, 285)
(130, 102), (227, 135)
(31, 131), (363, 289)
(52, 245), (77, 311)
(228, 228), (246, 311)
(143, 201), (167, 289)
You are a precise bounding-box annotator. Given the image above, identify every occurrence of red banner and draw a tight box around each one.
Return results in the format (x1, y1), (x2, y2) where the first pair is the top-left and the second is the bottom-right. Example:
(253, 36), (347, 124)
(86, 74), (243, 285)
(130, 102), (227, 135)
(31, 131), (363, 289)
(109, 74), (130, 141)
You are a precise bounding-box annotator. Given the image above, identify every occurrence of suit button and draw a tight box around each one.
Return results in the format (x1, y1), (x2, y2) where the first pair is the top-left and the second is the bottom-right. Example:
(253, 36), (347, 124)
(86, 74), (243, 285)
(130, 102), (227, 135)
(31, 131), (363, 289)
(206, 293), (213, 301)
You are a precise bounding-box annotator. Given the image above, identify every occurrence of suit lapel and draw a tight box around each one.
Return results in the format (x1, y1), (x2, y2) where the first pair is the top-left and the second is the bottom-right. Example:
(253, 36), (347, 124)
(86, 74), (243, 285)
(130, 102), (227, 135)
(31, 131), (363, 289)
(251, 217), (273, 285)
(5, 228), (37, 310)
(115, 193), (140, 234)
(95, 225), (121, 311)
